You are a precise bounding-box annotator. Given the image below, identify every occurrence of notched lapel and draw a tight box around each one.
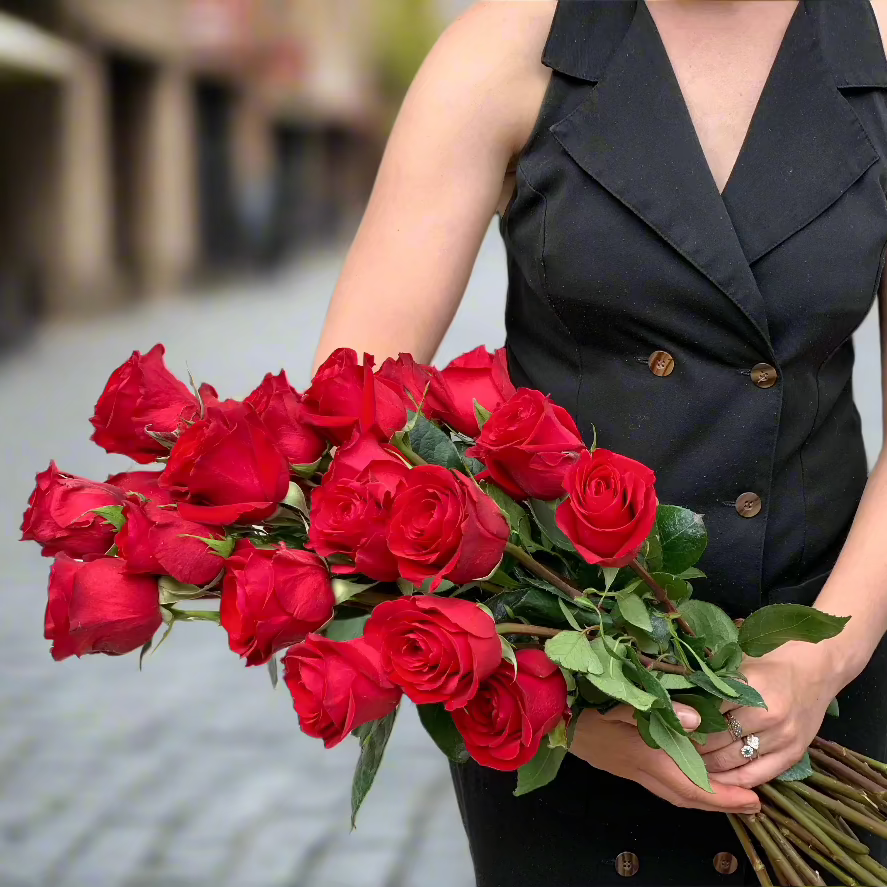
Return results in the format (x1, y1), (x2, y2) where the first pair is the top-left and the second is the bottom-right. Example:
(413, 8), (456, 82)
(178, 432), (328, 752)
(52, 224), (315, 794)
(548, 0), (773, 352)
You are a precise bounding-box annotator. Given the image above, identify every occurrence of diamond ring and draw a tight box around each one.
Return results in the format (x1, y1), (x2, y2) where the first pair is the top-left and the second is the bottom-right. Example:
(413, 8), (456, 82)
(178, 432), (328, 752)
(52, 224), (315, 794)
(725, 712), (743, 743)
(740, 733), (761, 761)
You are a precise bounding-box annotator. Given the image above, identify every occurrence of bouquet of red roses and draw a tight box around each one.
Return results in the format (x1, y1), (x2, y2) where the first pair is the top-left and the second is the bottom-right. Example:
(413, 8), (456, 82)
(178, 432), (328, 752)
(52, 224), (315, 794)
(21, 343), (887, 886)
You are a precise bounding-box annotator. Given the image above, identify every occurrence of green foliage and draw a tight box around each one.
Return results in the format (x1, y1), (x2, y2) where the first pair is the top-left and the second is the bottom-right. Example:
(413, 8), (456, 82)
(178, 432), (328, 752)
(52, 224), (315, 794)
(351, 708), (399, 828)
(656, 505), (707, 573)
(544, 631), (603, 675)
(416, 703), (469, 764)
(738, 604), (849, 657)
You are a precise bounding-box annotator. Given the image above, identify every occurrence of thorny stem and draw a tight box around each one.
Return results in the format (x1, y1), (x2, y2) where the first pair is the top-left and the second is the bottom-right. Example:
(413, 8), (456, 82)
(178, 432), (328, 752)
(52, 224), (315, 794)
(504, 543), (582, 600)
(629, 558), (696, 637)
(495, 622), (560, 639)
(636, 652), (691, 675)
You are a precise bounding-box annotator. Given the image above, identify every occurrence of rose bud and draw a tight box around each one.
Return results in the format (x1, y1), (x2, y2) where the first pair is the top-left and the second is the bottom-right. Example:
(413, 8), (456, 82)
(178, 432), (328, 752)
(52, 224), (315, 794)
(90, 344), (200, 464)
(556, 448), (658, 567)
(45, 555), (162, 661)
(466, 389), (585, 500)
(283, 635), (402, 749)
(160, 405), (290, 525)
(324, 426), (410, 486)
(376, 353), (434, 412)
(244, 370), (327, 469)
(22, 462), (125, 559)
(309, 459), (410, 581)
(452, 649), (570, 771)
(220, 542), (336, 666)
(387, 465), (509, 591)
(424, 346), (516, 437)
(364, 597), (503, 709)
(116, 500), (226, 586)
(106, 470), (177, 505)
(301, 349), (407, 445)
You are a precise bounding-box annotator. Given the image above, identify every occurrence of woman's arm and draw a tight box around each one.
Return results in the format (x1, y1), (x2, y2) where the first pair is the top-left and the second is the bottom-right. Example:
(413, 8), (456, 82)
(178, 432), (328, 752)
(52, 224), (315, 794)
(310, 1), (555, 373)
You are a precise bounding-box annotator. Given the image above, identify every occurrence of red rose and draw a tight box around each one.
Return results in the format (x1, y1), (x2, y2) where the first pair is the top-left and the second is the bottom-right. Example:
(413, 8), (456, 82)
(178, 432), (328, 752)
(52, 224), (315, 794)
(556, 448), (658, 567)
(106, 470), (177, 505)
(22, 462), (125, 559)
(45, 555), (162, 661)
(220, 542), (335, 666)
(467, 389), (584, 500)
(283, 635), (402, 748)
(324, 426), (409, 486)
(376, 353), (434, 411)
(302, 349), (407, 444)
(387, 465), (509, 591)
(90, 344), (199, 463)
(309, 459), (409, 581)
(364, 596), (503, 709)
(452, 649), (569, 771)
(425, 346), (516, 437)
(161, 405), (290, 524)
(244, 371), (326, 468)
(116, 500), (226, 586)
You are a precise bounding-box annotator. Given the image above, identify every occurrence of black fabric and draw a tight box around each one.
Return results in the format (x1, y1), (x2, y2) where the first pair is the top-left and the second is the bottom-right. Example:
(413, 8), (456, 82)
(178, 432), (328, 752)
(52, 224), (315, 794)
(451, 1), (887, 884)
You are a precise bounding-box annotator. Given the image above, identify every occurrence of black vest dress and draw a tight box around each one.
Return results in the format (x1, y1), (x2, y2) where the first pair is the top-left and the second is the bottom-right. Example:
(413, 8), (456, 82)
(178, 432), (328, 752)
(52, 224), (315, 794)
(449, 2), (887, 884)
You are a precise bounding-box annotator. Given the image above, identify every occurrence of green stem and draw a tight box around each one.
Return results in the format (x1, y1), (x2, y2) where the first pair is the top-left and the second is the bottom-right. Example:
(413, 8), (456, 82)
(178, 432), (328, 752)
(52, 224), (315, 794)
(728, 813), (774, 887)
(783, 788), (871, 854)
(636, 652), (691, 675)
(790, 782), (887, 841)
(396, 441), (429, 467)
(782, 831), (860, 887)
(496, 622), (560, 639)
(172, 609), (221, 623)
(504, 543), (582, 600)
(742, 813), (803, 886)
(807, 771), (882, 815)
(759, 802), (831, 856)
(758, 813), (826, 887)
(810, 746), (887, 795)
(629, 558), (696, 637)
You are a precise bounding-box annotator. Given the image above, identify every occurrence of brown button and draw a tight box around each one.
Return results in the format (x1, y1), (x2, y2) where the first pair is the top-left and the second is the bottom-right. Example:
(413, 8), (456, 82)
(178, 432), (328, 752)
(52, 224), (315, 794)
(751, 362), (778, 388)
(736, 492), (762, 518)
(615, 852), (640, 877)
(648, 350), (675, 376)
(714, 852), (739, 875)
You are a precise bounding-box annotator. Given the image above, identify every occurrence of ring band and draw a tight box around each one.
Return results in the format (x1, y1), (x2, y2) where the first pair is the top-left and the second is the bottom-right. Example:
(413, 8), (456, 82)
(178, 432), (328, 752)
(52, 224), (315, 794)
(740, 734), (761, 761)
(725, 712), (743, 743)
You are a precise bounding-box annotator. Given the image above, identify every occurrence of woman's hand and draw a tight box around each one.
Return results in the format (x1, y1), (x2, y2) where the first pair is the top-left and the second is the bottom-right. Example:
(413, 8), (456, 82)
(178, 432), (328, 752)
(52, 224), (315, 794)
(699, 642), (843, 787)
(570, 704), (761, 813)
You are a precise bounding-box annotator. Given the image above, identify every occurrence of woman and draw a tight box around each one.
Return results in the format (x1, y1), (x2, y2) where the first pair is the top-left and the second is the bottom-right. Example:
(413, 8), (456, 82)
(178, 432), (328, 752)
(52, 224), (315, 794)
(313, 1), (887, 883)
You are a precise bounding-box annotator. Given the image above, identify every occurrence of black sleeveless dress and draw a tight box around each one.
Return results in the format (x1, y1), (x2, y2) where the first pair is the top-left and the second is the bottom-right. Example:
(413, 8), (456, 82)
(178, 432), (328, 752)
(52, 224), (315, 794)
(450, 1), (887, 884)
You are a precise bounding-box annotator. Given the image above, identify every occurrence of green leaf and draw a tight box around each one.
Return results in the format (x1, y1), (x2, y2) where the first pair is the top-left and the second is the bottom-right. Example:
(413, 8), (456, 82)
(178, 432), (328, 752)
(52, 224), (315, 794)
(547, 718), (570, 749)
(617, 588), (653, 632)
(584, 639), (657, 710)
(650, 572), (693, 606)
(515, 735), (568, 796)
(826, 697), (840, 718)
(679, 600), (739, 653)
(679, 640), (737, 698)
(776, 751), (814, 782)
(676, 567), (707, 580)
(331, 579), (376, 605)
(602, 567), (620, 591)
(687, 673), (768, 709)
(658, 674), (694, 691)
(416, 703), (469, 764)
(409, 415), (464, 471)
(527, 498), (577, 553)
(558, 598), (583, 631)
(500, 636), (518, 675)
(672, 694), (728, 734)
(709, 642), (744, 672)
(635, 711), (659, 749)
(544, 631), (603, 675)
(488, 588), (598, 630)
(283, 481), (309, 514)
(481, 482), (535, 549)
(649, 710), (713, 792)
(624, 654), (685, 734)
(738, 604), (850, 657)
(642, 525), (664, 572)
(267, 656), (279, 689)
(623, 624), (659, 655)
(91, 505), (125, 532)
(351, 708), (399, 828)
(474, 400), (492, 431)
(324, 614), (370, 641)
(489, 568), (521, 589)
(656, 505), (707, 574)
(158, 576), (204, 605)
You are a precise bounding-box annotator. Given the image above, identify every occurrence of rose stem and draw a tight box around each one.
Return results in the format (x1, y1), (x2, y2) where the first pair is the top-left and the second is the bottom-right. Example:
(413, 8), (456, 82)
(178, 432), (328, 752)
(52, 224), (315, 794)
(852, 851), (887, 885)
(171, 610), (221, 623)
(495, 623), (559, 639)
(727, 813), (774, 887)
(636, 652), (690, 675)
(758, 813), (827, 887)
(504, 543), (582, 600)
(825, 742), (887, 778)
(352, 590), (400, 607)
(396, 441), (429, 467)
(759, 803), (831, 856)
(789, 782), (887, 840)
(741, 814), (800, 886)
(628, 558), (696, 637)
(811, 741), (887, 792)
(781, 788), (871, 854)
(782, 831), (860, 887)
(807, 771), (883, 813)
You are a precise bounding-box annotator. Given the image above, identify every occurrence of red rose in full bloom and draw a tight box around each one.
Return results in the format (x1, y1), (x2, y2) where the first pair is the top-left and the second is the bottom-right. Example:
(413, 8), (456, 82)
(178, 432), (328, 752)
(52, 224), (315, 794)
(364, 597), (503, 710)
(106, 470), (177, 505)
(556, 448), (658, 567)
(160, 406), (290, 524)
(452, 649), (570, 771)
(424, 346), (516, 437)
(244, 371), (327, 468)
(309, 459), (410, 581)
(220, 542), (335, 666)
(45, 555), (162, 661)
(22, 462), (125, 559)
(387, 465), (509, 591)
(467, 389), (585, 500)
(301, 349), (407, 445)
(283, 635), (402, 749)
(90, 344), (199, 464)
(116, 500), (226, 586)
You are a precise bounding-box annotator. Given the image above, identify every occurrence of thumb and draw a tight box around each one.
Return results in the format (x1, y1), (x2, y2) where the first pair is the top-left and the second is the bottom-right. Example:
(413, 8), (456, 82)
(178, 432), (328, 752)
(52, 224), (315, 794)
(600, 704), (641, 726)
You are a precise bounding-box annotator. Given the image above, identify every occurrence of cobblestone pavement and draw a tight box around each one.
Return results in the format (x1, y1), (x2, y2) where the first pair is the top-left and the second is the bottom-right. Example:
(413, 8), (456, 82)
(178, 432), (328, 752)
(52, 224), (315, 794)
(0, 228), (510, 887)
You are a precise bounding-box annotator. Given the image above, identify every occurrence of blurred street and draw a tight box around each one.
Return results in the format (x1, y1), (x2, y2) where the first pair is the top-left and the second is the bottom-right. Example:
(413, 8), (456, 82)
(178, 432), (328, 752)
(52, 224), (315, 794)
(0, 226), (507, 887)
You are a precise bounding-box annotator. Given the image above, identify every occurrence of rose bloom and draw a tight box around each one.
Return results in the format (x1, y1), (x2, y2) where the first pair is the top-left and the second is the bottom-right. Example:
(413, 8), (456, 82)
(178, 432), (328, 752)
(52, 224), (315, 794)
(244, 370), (326, 468)
(283, 635), (402, 748)
(302, 349), (407, 444)
(116, 499), (225, 587)
(424, 346), (516, 437)
(22, 462), (125, 559)
(452, 649), (570, 771)
(161, 405), (290, 524)
(45, 555), (162, 661)
(221, 542), (335, 666)
(467, 389), (585, 500)
(323, 425), (409, 486)
(106, 470), (177, 505)
(90, 344), (199, 464)
(556, 448), (658, 567)
(376, 353), (434, 411)
(364, 596), (503, 709)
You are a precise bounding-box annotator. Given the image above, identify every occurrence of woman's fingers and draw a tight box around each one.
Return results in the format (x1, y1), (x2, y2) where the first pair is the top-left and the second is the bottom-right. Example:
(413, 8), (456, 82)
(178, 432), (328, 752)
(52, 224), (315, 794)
(697, 706), (767, 753)
(643, 768), (761, 814)
(702, 730), (777, 773)
(602, 702), (701, 732)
